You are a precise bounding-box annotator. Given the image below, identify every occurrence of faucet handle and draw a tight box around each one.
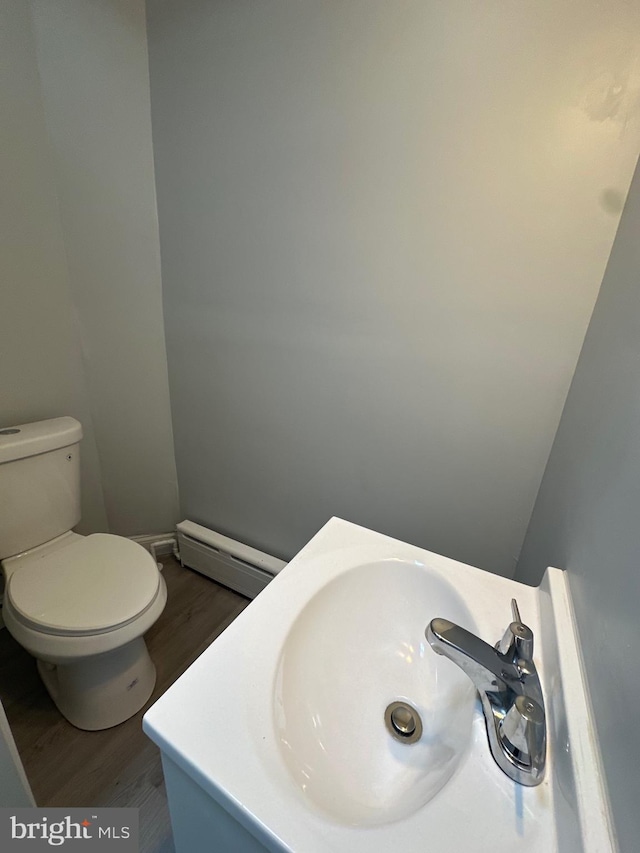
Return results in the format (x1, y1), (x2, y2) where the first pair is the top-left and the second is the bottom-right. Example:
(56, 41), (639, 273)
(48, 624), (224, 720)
(497, 599), (534, 662)
(510, 598), (522, 624)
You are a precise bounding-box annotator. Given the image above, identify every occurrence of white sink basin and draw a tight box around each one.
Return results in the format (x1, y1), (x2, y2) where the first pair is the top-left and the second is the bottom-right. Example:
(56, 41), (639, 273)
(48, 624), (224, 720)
(144, 518), (614, 853)
(275, 559), (475, 824)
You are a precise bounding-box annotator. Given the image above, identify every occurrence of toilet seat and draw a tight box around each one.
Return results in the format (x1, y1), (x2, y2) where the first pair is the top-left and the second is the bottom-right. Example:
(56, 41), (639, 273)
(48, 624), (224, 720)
(6, 534), (160, 636)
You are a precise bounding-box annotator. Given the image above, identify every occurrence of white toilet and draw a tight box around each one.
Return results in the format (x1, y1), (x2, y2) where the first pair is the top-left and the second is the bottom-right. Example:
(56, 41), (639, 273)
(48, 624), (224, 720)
(0, 417), (167, 730)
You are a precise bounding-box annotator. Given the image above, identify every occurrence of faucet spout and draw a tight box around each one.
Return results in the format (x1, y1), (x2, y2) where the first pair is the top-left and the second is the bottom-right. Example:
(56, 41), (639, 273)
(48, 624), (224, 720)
(427, 617), (519, 694)
(426, 601), (546, 786)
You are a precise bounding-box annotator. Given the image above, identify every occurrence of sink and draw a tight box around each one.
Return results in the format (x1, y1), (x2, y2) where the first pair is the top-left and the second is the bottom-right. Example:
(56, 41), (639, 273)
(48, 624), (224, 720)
(144, 518), (615, 853)
(274, 559), (475, 824)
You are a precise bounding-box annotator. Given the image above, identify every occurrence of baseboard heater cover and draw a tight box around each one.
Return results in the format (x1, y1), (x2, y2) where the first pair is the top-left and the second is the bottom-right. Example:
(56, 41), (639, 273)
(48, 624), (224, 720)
(176, 520), (287, 599)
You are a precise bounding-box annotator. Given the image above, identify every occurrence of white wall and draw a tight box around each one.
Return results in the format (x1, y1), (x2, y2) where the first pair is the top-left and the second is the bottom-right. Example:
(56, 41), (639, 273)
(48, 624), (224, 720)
(0, 0), (108, 534)
(0, 700), (33, 807)
(147, 0), (640, 575)
(29, 0), (179, 536)
(517, 154), (640, 852)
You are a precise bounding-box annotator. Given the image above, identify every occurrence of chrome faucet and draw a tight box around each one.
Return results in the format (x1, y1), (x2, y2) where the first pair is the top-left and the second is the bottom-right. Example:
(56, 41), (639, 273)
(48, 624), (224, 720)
(426, 599), (546, 786)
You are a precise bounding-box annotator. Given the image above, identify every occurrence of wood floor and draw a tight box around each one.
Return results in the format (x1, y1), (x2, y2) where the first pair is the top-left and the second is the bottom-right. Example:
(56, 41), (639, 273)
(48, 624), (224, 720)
(0, 556), (250, 853)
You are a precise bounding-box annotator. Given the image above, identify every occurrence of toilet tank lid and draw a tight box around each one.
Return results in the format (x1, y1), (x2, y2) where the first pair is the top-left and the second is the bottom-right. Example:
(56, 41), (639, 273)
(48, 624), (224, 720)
(0, 417), (83, 464)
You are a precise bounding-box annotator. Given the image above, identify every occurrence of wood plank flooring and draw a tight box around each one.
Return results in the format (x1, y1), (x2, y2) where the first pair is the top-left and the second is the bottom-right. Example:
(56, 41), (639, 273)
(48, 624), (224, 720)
(0, 556), (250, 853)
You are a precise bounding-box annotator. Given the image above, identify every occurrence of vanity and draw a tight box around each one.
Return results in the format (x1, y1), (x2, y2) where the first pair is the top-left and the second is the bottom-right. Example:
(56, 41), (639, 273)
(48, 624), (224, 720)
(143, 518), (614, 852)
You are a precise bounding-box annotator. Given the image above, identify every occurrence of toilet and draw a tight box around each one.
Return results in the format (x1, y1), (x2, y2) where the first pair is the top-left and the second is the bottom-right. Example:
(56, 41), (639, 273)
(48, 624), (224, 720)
(0, 417), (167, 730)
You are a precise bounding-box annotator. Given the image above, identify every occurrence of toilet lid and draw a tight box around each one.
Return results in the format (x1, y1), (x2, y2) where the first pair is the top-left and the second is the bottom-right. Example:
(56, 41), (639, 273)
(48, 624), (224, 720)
(7, 534), (161, 635)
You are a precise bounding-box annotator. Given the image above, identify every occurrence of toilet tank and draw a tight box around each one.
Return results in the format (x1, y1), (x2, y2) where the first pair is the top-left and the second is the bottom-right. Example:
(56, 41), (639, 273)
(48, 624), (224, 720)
(0, 417), (83, 560)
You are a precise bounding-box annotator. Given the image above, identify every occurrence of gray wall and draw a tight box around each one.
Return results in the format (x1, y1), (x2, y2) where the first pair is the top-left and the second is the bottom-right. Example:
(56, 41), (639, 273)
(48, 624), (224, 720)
(0, 0), (108, 534)
(147, 0), (640, 574)
(30, 0), (180, 536)
(517, 155), (640, 851)
(0, 1), (179, 538)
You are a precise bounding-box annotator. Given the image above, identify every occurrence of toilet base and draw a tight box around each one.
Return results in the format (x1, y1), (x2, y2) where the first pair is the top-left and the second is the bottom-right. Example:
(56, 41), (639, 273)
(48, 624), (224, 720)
(37, 637), (157, 730)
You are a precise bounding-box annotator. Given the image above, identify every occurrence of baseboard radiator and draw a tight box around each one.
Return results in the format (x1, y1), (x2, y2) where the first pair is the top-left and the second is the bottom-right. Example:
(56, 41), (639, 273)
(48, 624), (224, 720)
(176, 520), (287, 599)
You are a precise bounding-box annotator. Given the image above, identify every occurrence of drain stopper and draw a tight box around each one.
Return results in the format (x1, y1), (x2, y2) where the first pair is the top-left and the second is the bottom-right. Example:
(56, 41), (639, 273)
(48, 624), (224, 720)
(391, 705), (416, 736)
(384, 701), (423, 744)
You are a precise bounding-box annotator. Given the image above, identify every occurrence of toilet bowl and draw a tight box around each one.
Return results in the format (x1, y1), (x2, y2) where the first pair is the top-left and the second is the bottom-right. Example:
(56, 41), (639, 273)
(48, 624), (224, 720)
(0, 417), (168, 730)
(2, 531), (167, 730)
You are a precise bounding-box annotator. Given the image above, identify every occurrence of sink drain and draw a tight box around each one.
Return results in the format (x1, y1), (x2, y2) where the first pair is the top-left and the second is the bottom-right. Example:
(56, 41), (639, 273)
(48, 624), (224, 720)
(385, 701), (423, 744)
